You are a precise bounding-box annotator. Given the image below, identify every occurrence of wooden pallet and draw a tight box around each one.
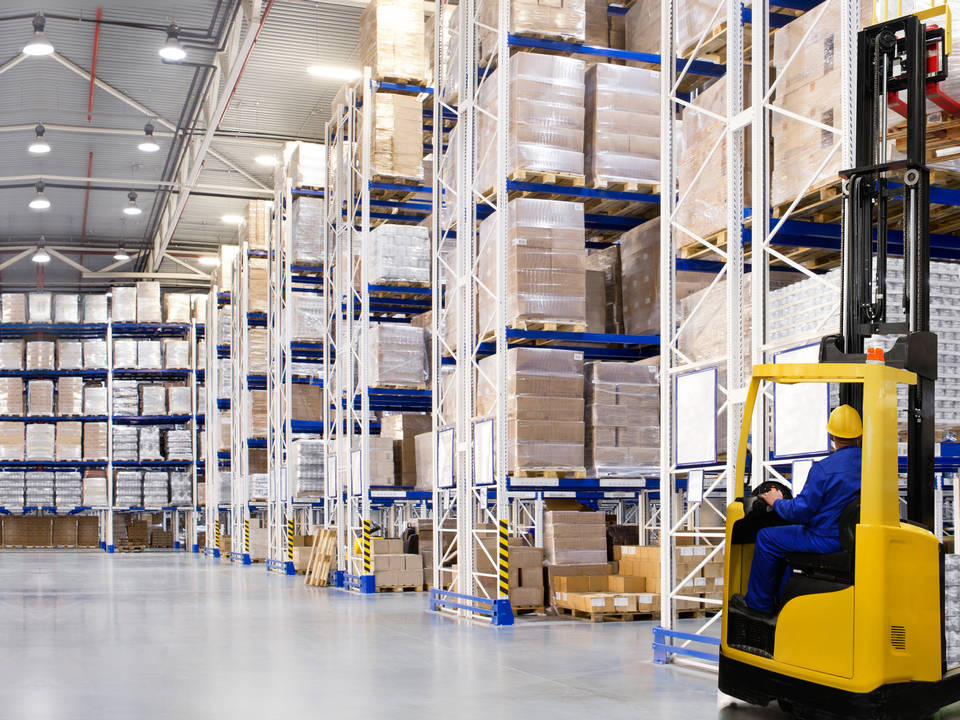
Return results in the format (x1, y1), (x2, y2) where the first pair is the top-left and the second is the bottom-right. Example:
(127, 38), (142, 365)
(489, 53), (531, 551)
(591, 178), (660, 195)
(511, 467), (587, 479)
(376, 584), (425, 593)
(891, 114), (960, 164)
(375, 382), (430, 391)
(479, 320), (587, 344)
(304, 528), (337, 587)
(513, 604), (545, 616)
(557, 606), (658, 623)
(370, 279), (431, 290)
(680, 21), (731, 63)
(115, 541), (146, 553)
(376, 74), (429, 88)
(509, 167), (585, 188)
(771, 180), (843, 222)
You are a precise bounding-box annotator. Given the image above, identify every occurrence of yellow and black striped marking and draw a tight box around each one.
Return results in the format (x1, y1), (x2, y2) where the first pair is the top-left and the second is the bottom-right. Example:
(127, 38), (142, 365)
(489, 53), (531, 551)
(286, 518), (294, 561)
(215, 520), (220, 544)
(498, 519), (509, 598)
(243, 519), (250, 552)
(362, 520), (372, 574)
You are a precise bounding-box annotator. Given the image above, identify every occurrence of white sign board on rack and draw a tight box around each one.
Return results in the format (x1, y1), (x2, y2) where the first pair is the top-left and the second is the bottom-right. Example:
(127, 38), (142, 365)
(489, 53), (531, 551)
(675, 367), (717, 466)
(474, 419), (495, 486)
(350, 449), (361, 496)
(437, 427), (454, 489)
(774, 344), (830, 458)
(688, 469), (705, 503)
(325, 453), (337, 497)
(791, 459), (814, 495)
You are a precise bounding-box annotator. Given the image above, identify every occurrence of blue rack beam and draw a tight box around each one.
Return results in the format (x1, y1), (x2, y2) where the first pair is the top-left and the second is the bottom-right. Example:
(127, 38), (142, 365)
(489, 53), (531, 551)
(0, 323), (107, 338)
(0, 415), (109, 423)
(110, 323), (191, 338)
(112, 415), (193, 425)
(0, 369), (108, 379)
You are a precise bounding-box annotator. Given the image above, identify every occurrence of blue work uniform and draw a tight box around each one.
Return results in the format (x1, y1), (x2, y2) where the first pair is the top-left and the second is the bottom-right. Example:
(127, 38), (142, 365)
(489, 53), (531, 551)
(744, 445), (862, 614)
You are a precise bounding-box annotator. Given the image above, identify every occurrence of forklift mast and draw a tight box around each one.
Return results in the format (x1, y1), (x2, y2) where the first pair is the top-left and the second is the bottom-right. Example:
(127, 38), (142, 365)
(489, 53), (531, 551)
(819, 15), (945, 530)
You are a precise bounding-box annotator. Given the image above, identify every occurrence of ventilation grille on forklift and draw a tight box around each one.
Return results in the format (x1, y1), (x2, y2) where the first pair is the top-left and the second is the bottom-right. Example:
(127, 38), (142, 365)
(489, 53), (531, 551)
(890, 625), (907, 651)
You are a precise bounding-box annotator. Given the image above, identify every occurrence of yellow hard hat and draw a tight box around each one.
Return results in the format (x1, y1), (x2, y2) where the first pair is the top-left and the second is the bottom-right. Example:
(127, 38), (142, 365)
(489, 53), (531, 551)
(826, 405), (862, 439)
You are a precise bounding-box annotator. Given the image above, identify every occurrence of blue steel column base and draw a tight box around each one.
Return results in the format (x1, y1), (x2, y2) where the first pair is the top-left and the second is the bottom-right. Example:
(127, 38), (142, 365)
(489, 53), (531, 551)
(174, 541), (181, 549)
(284, 560), (296, 575)
(99, 540), (105, 550)
(106, 544), (114, 553)
(333, 570), (345, 587)
(243, 553), (252, 565)
(213, 548), (221, 558)
(492, 598), (515, 626)
(191, 543), (199, 553)
(359, 574), (376, 593)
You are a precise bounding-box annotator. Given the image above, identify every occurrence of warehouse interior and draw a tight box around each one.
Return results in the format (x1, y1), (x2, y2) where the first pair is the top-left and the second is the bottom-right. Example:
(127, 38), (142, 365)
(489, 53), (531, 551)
(3, 0), (960, 717)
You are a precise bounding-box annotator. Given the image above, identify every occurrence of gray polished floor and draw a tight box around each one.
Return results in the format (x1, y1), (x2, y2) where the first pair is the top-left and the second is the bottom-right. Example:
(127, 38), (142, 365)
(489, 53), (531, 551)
(0, 552), (954, 720)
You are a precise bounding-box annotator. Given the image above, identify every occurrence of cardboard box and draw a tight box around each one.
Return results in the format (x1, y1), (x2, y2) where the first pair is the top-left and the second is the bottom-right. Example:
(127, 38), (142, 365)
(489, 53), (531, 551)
(376, 570), (400, 588)
(372, 537), (403, 555)
(293, 545), (312, 572)
(359, 0), (426, 84)
(510, 586), (544, 607)
(608, 575), (646, 593)
(380, 413), (432, 487)
(397, 569), (423, 586)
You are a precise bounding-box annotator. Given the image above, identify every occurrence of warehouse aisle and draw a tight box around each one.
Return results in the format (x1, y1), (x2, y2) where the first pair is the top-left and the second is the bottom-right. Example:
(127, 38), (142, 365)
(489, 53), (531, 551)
(0, 552), (797, 720)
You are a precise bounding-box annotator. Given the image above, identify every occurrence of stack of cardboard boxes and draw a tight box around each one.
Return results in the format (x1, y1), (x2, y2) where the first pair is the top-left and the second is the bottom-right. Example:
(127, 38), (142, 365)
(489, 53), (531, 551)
(543, 510), (606, 565)
(508, 544), (545, 609)
(372, 537), (424, 588)
(619, 544), (724, 610)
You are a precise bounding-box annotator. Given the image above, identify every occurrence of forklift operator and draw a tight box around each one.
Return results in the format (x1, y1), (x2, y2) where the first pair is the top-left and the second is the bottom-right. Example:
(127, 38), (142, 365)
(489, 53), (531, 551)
(731, 405), (863, 616)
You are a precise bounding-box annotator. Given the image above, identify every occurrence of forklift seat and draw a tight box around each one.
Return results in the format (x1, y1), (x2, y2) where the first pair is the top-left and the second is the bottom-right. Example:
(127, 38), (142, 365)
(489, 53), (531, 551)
(784, 497), (860, 586)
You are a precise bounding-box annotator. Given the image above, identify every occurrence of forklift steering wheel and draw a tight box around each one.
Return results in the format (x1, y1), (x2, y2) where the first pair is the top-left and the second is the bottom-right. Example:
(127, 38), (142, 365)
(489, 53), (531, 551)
(744, 481), (793, 514)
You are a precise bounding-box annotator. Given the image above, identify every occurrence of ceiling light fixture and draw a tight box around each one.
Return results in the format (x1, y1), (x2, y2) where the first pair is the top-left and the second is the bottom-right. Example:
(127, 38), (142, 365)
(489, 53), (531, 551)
(123, 190), (142, 216)
(113, 247), (131, 261)
(23, 14), (54, 57)
(138, 123), (160, 153)
(306, 65), (362, 81)
(28, 124), (50, 154)
(32, 238), (50, 264)
(255, 154), (278, 167)
(158, 25), (186, 61)
(221, 214), (244, 225)
(198, 255), (220, 266)
(29, 181), (50, 211)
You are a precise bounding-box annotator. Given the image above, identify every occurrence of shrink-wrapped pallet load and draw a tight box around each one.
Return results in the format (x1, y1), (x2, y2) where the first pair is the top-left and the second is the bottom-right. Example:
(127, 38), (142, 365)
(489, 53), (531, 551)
(82, 294), (108, 323)
(163, 339), (190, 369)
(112, 380), (139, 416)
(370, 324), (429, 387)
(143, 471), (169, 507)
(0, 341), (23, 370)
(585, 362), (659, 475)
(477, 348), (585, 473)
(291, 292), (325, 342)
(249, 390), (268, 438)
(54, 472), (82, 507)
(53, 294), (80, 324)
(0, 378), (23, 416)
(249, 258), (268, 313)
(170, 471), (191, 506)
(241, 200), (270, 251)
(370, 224), (430, 284)
(83, 339), (107, 369)
(287, 141), (327, 190)
(369, 92), (424, 181)
(113, 340), (138, 369)
(28, 292), (52, 323)
(291, 195), (324, 266)
(380, 413), (432, 487)
(136, 281), (162, 322)
(25, 341), (55, 370)
(1, 293), (26, 323)
(139, 427), (162, 461)
(83, 385), (107, 416)
(56, 340), (83, 370)
(27, 380), (54, 416)
(139, 385), (166, 416)
(114, 471), (142, 507)
(544, 510), (607, 565)
(164, 430), (192, 461)
(0, 422), (25, 460)
(0, 472), (24, 506)
(55, 422), (82, 461)
(477, 53), (586, 192)
(163, 293), (191, 323)
(585, 245), (623, 334)
(111, 286), (137, 322)
(25, 423), (55, 460)
(478, 198), (586, 331)
(138, 340), (162, 369)
(478, 0), (585, 61)
(359, 0), (426, 83)
(290, 439), (325, 499)
(25, 471), (54, 506)
(167, 386), (192, 416)
(112, 426), (138, 461)
(584, 64), (659, 187)
(82, 422), (108, 460)
(56, 378), (83, 417)
(82, 472), (108, 506)
(249, 328), (268, 375)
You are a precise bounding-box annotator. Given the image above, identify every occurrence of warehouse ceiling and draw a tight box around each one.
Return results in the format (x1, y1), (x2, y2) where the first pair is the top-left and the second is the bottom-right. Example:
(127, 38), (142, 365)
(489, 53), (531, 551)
(0, 0), (363, 289)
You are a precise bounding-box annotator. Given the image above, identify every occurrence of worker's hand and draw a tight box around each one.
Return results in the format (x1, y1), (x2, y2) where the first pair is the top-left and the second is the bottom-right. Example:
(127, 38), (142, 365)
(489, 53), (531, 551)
(760, 487), (783, 507)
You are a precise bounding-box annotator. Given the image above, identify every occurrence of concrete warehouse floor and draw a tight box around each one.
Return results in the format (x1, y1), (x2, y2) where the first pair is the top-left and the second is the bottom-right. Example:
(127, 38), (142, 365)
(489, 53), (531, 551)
(0, 553), (957, 720)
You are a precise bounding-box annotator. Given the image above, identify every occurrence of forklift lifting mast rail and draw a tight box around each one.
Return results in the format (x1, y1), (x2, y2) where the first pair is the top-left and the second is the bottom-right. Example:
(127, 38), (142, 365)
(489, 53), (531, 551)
(718, 15), (960, 719)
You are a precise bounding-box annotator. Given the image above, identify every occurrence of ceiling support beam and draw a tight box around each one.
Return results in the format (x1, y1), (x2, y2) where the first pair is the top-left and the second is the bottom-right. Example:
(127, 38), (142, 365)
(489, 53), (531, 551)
(151, 0), (274, 271)
(161, 252), (209, 276)
(0, 249), (36, 272)
(0, 173), (270, 195)
(49, 51), (266, 191)
(36, 249), (211, 282)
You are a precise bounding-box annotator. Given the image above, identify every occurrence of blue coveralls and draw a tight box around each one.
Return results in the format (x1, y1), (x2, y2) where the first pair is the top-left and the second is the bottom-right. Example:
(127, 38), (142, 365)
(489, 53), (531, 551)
(744, 445), (862, 614)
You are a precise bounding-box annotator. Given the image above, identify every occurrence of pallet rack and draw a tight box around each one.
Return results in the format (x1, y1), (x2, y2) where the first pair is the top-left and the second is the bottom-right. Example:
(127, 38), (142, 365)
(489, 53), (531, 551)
(203, 284), (233, 558)
(0, 316), (201, 553)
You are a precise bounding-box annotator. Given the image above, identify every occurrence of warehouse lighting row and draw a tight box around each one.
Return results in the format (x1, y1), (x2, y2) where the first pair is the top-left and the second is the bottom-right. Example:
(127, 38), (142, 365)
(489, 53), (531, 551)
(28, 123), (161, 155)
(22, 14), (187, 64)
(29, 241), (132, 264)
(28, 183), (142, 217)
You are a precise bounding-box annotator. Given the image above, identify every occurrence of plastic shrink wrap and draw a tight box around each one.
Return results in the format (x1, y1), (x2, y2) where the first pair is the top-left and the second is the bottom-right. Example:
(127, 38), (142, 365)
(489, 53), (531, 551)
(370, 223), (430, 284)
(249, 328), (268, 375)
(25, 423), (55, 460)
(55, 422), (82, 460)
(477, 53), (585, 192)
(585, 361), (659, 475)
(112, 426), (138, 460)
(111, 286), (137, 322)
(83, 339), (107, 369)
(164, 430), (192, 460)
(477, 348), (584, 471)
(163, 339), (190, 369)
(54, 294), (80, 323)
(585, 64), (659, 186)
(370, 324), (429, 387)
(82, 472), (108, 506)
(27, 380), (54, 416)
(1, 293), (26, 323)
(139, 426), (163, 461)
(368, 92), (424, 181)
(138, 340), (163, 369)
(83, 385), (107, 416)
(136, 281), (162, 322)
(25, 341), (55, 370)
(0, 378), (23, 415)
(167, 386), (192, 415)
(28, 292), (53, 323)
(292, 195), (324, 266)
(478, 0), (584, 61)
(359, 0), (426, 83)
(57, 340), (83, 370)
(163, 293), (191, 323)
(139, 385), (166, 416)
(83, 294), (108, 323)
(0, 422), (25, 460)
(478, 198), (585, 331)
(290, 439), (325, 498)
(112, 380), (139, 416)
(0, 341), (23, 370)
(114, 471), (142, 507)
(113, 340), (138, 368)
(143, 471), (169, 506)
(291, 292), (325, 341)
(56, 377), (83, 416)
(241, 200), (270, 251)
(249, 258), (268, 313)
(83, 422), (108, 460)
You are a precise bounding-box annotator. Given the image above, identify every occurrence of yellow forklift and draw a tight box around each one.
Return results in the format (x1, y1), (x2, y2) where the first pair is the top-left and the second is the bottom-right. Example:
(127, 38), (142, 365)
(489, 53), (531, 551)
(718, 13), (960, 719)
